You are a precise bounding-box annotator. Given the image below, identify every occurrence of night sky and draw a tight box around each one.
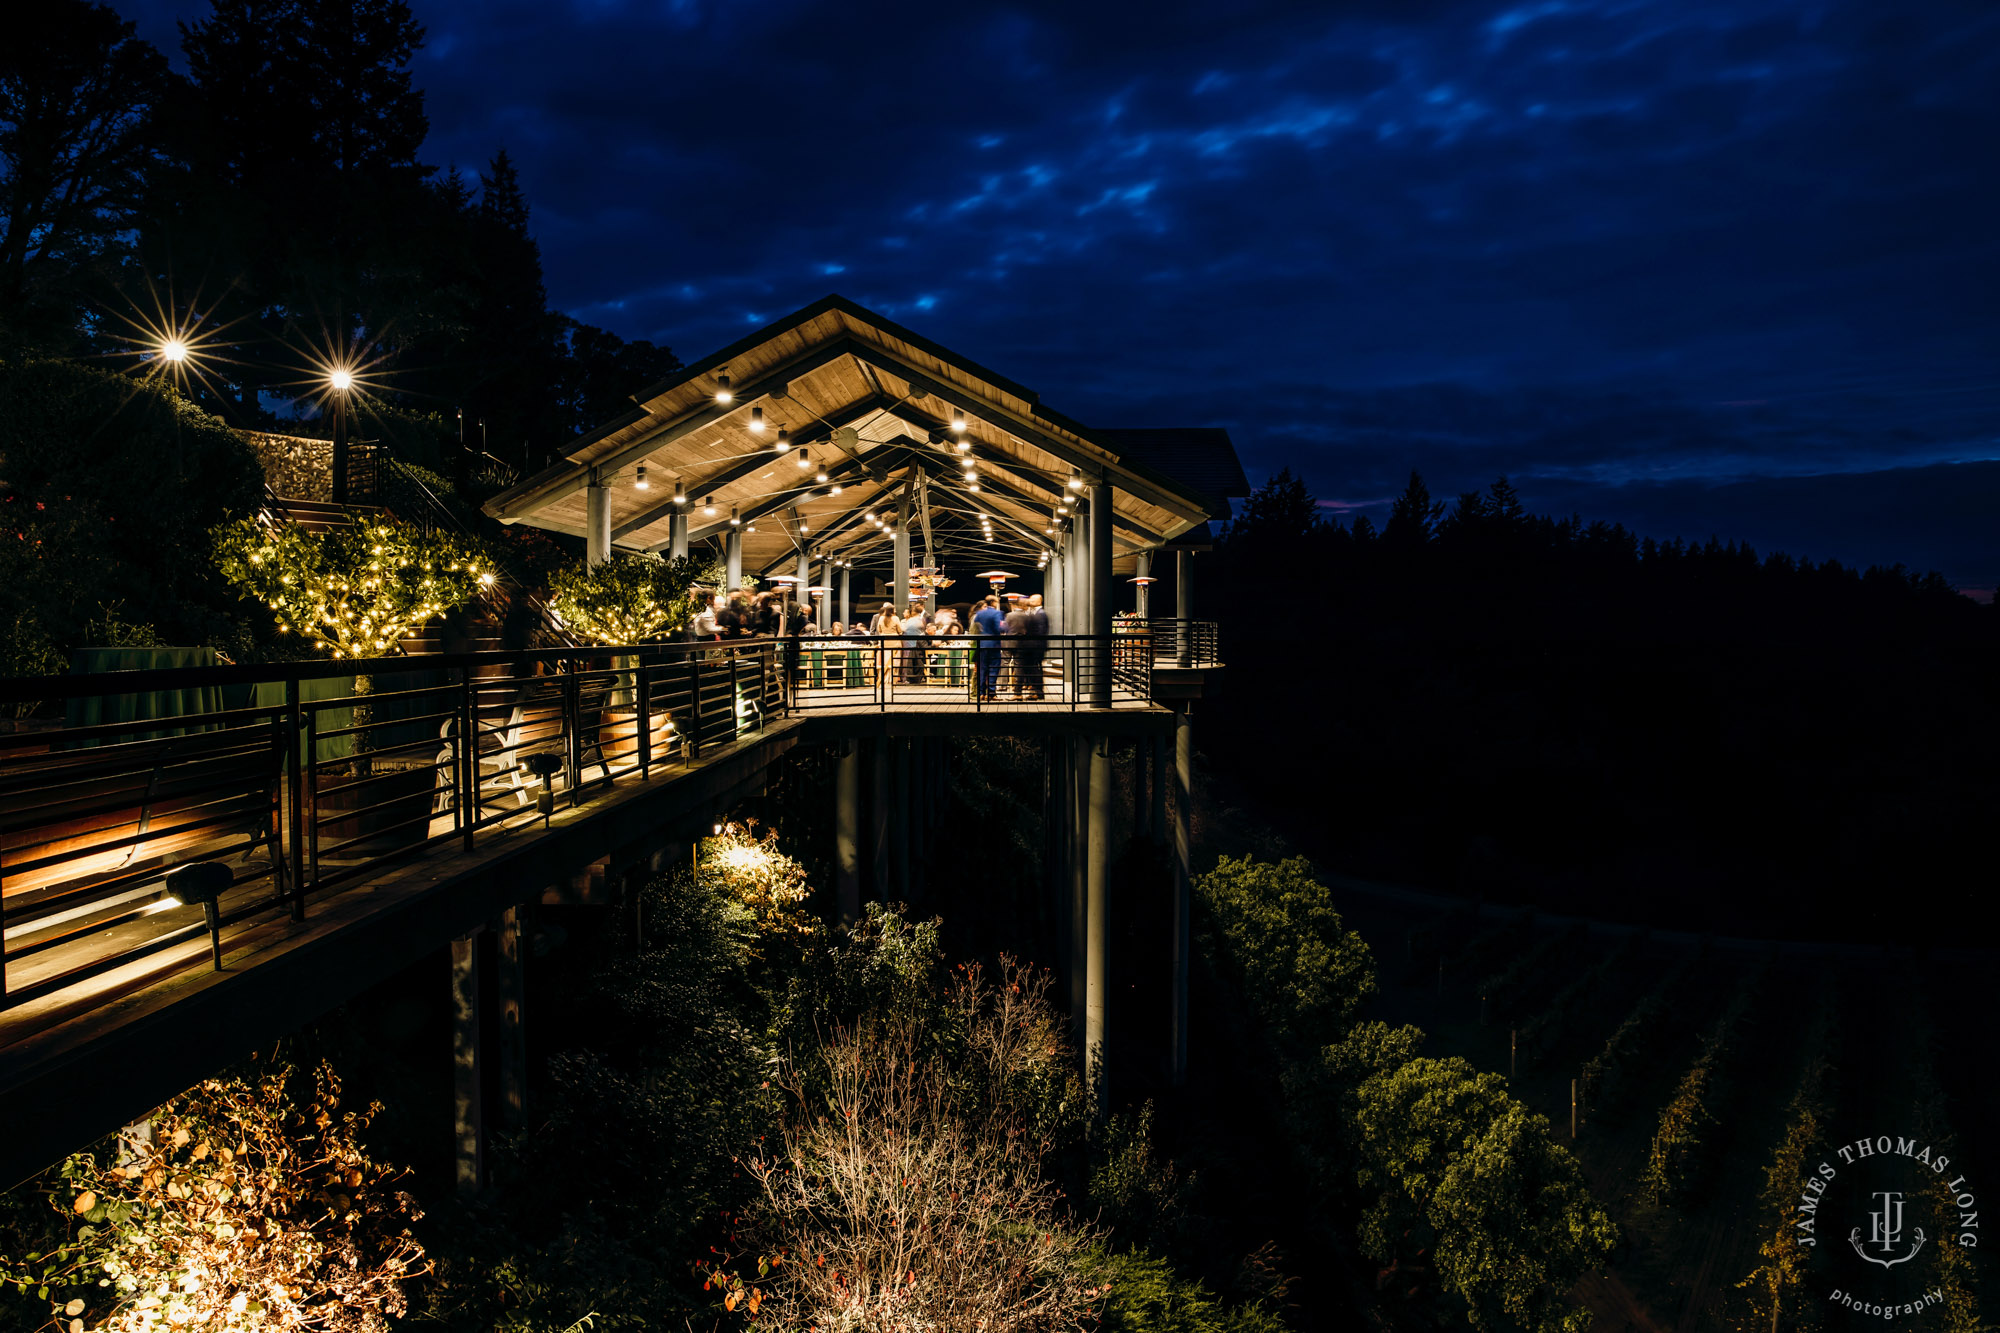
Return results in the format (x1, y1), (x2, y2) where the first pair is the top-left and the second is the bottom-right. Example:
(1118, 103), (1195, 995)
(120, 0), (2000, 594)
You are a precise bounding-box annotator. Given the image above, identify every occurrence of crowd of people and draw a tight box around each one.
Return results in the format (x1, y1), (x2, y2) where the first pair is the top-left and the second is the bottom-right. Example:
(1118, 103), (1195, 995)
(684, 588), (1054, 701)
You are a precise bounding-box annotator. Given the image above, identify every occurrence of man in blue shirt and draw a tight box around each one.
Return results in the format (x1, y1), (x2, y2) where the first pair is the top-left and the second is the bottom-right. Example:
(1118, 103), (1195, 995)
(971, 595), (1006, 700)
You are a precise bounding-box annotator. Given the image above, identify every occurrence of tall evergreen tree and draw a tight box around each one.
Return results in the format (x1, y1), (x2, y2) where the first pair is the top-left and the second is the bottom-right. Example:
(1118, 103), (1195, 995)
(1384, 469), (1442, 546)
(0, 0), (168, 348)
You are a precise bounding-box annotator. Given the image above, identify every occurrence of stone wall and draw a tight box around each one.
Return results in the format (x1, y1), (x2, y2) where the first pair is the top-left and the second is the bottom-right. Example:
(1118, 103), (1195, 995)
(243, 431), (333, 501)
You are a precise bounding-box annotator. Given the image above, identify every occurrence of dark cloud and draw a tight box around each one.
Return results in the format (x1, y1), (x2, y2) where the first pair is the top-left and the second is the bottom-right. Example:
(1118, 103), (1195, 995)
(113, 0), (2000, 585)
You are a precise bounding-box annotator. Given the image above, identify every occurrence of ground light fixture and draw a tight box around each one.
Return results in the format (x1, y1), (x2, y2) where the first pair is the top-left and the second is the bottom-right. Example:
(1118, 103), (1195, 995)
(714, 370), (732, 404)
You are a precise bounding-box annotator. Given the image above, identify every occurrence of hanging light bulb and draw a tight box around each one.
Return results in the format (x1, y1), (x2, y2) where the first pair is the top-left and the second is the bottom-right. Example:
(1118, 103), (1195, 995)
(955, 437), (971, 454)
(749, 406), (765, 433)
(714, 370), (733, 404)
(960, 457), (976, 474)
(968, 482), (980, 493)
(775, 426), (790, 452)
(635, 464), (649, 490)
(673, 477), (687, 504)
(800, 520), (810, 534)
(865, 511), (877, 523)
(795, 447), (810, 470)
(985, 534), (995, 542)
(829, 482), (843, 494)
(1068, 468), (1084, 491)
(951, 409), (966, 433)
(816, 465), (829, 483)
(746, 522), (758, 533)
(704, 495), (717, 515)
(729, 507), (741, 526)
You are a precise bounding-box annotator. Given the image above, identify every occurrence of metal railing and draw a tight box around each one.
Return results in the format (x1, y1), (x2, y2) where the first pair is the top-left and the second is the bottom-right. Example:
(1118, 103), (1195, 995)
(783, 633), (1154, 713)
(0, 640), (780, 1011)
(1139, 618), (1221, 668)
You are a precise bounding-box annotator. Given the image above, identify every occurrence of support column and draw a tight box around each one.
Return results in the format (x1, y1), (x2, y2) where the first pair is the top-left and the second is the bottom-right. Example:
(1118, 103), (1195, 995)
(893, 526), (912, 612)
(1070, 735), (1089, 1038)
(818, 555), (832, 630)
(669, 509), (689, 561)
(1088, 480), (1113, 707)
(726, 529), (743, 593)
(585, 481), (611, 566)
(892, 739), (911, 900)
(1048, 548), (1064, 636)
(450, 931), (483, 1196)
(1171, 703), (1194, 1086)
(496, 907), (526, 1130)
(1086, 734), (1112, 1108)
(869, 737), (892, 898)
(838, 564), (852, 629)
(1135, 550), (1151, 617)
(836, 741), (861, 926)
(1150, 733), (1167, 844)
(1176, 549), (1194, 668)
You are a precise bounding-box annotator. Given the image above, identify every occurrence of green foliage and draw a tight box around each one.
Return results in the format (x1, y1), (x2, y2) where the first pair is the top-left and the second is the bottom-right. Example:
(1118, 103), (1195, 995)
(1089, 1103), (1195, 1257)
(546, 552), (706, 646)
(1579, 963), (1689, 1116)
(1084, 1248), (1290, 1333)
(1733, 993), (1837, 1333)
(422, 861), (776, 1333)
(1351, 1056), (1617, 1333)
(1643, 971), (1759, 1203)
(1193, 855), (1376, 1051)
(0, 358), (265, 671)
(210, 513), (493, 658)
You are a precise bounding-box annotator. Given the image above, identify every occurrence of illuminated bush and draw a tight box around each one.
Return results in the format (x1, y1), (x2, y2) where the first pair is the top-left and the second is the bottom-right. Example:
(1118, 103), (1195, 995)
(546, 553), (707, 646)
(0, 1060), (426, 1333)
(211, 514), (492, 659)
(697, 820), (817, 950)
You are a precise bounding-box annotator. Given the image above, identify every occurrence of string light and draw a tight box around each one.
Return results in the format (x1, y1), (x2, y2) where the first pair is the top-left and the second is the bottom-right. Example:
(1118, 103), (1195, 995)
(714, 370), (733, 404)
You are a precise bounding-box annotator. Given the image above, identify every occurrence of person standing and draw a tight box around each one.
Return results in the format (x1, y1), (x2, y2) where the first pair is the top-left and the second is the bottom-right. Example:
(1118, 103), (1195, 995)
(1020, 593), (1050, 700)
(972, 595), (1005, 700)
(1001, 597), (1029, 698)
(900, 604), (926, 684)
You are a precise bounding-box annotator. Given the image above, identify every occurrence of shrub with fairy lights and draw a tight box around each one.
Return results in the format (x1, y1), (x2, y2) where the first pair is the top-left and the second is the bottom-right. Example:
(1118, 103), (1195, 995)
(546, 552), (707, 647)
(0, 1059), (426, 1333)
(210, 515), (494, 659)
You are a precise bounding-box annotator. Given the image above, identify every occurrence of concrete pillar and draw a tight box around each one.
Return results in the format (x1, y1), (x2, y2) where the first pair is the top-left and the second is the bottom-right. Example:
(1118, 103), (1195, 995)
(892, 739), (911, 900)
(450, 931), (483, 1195)
(1086, 734), (1111, 1108)
(1176, 549), (1193, 668)
(585, 483), (611, 566)
(1135, 550), (1151, 618)
(496, 907), (526, 1129)
(726, 530), (743, 593)
(1171, 703), (1194, 1085)
(836, 741), (860, 926)
(818, 556), (832, 631)
(838, 564), (852, 629)
(1150, 733), (1167, 844)
(1048, 549), (1063, 637)
(869, 737), (892, 898)
(1070, 735), (1089, 1037)
(669, 509), (689, 561)
(1088, 480), (1113, 707)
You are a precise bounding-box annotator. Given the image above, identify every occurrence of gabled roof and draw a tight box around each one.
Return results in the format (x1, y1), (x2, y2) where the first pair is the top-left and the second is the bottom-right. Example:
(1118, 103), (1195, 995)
(1092, 429), (1248, 520)
(481, 295), (1245, 579)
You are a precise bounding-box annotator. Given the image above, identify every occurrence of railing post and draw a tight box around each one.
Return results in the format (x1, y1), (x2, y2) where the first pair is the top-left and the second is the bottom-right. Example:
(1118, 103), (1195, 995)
(689, 655), (703, 760)
(730, 649), (741, 741)
(564, 655), (582, 807)
(304, 704), (321, 888)
(637, 662), (651, 779)
(284, 677), (307, 919)
(459, 667), (477, 852)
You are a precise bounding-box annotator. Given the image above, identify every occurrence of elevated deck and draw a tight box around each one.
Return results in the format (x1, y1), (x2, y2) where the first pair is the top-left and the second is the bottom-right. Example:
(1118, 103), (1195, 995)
(0, 628), (1217, 1184)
